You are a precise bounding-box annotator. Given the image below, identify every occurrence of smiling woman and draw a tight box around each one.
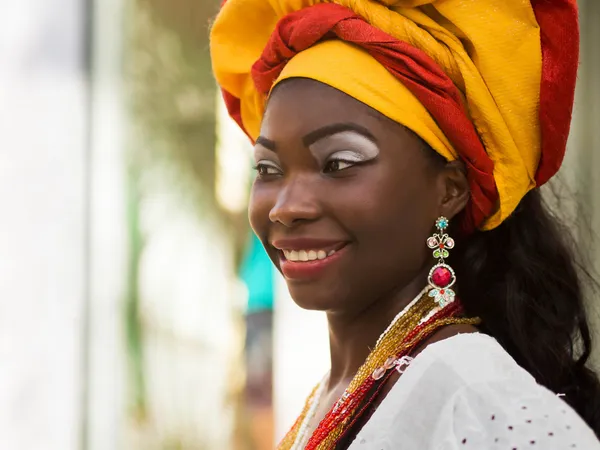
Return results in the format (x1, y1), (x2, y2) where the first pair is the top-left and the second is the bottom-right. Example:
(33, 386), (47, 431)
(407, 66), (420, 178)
(252, 79), (457, 315)
(210, 0), (600, 449)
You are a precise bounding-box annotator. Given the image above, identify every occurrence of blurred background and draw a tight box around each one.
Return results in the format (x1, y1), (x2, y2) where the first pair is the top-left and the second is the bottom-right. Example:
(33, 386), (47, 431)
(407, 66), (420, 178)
(0, 0), (598, 449)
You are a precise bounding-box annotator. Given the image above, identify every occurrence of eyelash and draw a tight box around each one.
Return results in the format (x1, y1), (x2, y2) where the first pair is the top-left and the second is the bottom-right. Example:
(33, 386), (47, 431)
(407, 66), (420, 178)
(253, 163), (281, 177)
(323, 158), (358, 173)
(253, 156), (363, 178)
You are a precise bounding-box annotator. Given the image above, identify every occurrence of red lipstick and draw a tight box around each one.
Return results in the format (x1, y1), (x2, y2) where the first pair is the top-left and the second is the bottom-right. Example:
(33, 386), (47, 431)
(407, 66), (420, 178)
(271, 238), (349, 280)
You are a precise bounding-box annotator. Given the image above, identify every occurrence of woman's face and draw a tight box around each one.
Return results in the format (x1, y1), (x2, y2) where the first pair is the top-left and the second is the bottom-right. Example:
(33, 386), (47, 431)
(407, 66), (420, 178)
(250, 79), (452, 314)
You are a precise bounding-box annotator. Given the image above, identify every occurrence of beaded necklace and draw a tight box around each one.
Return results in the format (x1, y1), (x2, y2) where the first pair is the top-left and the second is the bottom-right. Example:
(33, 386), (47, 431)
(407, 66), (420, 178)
(278, 288), (480, 450)
(279, 287), (429, 450)
(285, 290), (426, 450)
(290, 376), (328, 450)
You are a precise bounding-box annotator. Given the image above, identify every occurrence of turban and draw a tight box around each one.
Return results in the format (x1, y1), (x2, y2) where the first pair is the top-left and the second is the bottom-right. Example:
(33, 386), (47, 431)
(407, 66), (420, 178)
(210, 0), (579, 231)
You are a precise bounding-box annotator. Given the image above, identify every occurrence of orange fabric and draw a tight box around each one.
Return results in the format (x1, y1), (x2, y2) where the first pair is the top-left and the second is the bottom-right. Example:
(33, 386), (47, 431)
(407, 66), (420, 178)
(253, 8), (497, 231)
(211, 0), (579, 230)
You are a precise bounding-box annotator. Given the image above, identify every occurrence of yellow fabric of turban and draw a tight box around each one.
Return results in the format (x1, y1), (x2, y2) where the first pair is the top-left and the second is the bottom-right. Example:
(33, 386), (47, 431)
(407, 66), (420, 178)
(210, 0), (579, 230)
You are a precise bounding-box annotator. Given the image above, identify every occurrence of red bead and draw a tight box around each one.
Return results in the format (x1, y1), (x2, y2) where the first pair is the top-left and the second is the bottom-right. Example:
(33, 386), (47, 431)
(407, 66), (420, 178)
(432, 266), (452, 287)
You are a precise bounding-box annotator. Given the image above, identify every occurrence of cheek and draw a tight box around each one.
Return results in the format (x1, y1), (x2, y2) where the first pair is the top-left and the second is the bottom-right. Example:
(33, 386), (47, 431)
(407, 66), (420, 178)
(338, 164), (435, 234)
(334, 164), (437, 276)
(248, 182), (273, 239)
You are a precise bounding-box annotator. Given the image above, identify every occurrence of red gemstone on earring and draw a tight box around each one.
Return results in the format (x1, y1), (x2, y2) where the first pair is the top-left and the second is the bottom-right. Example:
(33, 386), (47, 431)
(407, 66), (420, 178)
(440, 244), (445, 249)
(432, 267), (452, 287)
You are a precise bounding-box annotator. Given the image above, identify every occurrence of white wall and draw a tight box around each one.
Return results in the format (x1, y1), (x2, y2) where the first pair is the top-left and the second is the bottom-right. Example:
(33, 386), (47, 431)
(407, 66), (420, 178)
(273, 277), (329, 441)
(0, 1), (88, 449)
(85, 0), (128, 448)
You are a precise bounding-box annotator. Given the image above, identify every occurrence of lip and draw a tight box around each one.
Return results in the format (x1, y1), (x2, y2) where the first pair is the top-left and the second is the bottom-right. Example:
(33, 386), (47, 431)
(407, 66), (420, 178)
(272, 239), (349, 280)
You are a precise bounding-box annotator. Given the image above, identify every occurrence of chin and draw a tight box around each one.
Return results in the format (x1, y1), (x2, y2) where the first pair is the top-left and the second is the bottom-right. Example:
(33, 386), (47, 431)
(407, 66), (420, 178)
(285, 280), (351, 312)
(287, 286), (332, 311)
(291, 298), (329, 311)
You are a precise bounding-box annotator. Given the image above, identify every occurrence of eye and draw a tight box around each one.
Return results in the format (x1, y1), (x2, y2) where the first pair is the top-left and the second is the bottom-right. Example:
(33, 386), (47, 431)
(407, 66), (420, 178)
(323, 159), (356, 173)
(322, 149), (370, 174)
(254, 160), (282, 177)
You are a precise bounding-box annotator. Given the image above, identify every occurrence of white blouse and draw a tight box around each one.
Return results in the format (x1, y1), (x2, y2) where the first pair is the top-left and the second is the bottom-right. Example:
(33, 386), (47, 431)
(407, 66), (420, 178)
(348, 333), (600, 449)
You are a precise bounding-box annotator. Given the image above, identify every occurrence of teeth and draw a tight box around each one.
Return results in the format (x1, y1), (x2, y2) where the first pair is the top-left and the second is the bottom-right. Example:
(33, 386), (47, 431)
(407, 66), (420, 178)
(282, 249), (338, 262)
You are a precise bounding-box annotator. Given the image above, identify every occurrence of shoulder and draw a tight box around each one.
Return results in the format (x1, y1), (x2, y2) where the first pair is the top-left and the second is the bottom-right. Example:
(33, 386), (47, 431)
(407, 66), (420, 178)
(350, 333), (600, 449)
(415, 331), (529, 381)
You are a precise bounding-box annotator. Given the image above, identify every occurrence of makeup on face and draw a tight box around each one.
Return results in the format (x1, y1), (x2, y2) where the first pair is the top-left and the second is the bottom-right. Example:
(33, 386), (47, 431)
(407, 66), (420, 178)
(308, 130), (380, 170)
(253, 124), (380, 176)
(253, 144), (282, 175)
(250, 78), (445, 315)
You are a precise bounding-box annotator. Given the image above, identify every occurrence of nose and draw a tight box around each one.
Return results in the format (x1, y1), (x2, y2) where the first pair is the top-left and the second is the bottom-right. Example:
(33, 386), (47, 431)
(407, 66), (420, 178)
(269, 176), (321, 227)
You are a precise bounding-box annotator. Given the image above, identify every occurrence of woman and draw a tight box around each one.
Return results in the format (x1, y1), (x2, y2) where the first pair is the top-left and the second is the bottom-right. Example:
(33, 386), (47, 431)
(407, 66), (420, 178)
(211, 0), (600, 448)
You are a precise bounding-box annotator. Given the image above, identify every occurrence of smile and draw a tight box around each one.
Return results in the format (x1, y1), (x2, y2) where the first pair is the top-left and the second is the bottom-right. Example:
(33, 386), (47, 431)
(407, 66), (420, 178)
(276, 244), (348, 280)
(271, 238), (349, 279)
(282, 249), (337, 262)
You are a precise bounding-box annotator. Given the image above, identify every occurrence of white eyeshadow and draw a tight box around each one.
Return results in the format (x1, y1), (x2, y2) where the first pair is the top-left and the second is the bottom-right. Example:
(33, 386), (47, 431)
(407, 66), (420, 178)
(309, 131), (380, 162)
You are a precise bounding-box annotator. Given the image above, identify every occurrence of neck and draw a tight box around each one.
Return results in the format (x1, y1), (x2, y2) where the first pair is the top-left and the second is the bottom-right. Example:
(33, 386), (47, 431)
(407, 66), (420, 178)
(325, 269), (429, 390)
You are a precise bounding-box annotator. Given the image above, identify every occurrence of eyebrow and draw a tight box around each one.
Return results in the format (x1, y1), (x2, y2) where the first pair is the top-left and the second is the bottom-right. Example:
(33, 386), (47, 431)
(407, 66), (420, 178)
(255, 122), (377, 152)
(255, 136), (277, 152)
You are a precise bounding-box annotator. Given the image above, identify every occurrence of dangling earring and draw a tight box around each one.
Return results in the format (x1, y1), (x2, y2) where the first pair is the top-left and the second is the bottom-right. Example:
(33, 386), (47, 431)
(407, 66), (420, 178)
(426, 216), (457, 308)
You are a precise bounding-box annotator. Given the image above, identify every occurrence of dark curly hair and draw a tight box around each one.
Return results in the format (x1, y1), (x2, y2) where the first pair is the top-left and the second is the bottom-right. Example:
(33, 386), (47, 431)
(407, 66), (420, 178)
(451, 188), (600, 436)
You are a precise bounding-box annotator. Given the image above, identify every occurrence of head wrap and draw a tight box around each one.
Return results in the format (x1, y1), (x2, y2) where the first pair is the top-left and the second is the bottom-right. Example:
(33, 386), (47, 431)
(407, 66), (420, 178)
(210, 0), (579, 231)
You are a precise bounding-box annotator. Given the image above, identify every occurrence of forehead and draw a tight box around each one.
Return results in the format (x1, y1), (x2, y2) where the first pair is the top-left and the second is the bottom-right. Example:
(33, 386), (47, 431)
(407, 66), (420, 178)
(261, 78), (392, 138)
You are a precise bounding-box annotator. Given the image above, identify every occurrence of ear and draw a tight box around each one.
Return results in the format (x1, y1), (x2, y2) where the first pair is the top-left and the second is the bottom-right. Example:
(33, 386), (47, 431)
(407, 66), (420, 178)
(436, 160), (470, 221)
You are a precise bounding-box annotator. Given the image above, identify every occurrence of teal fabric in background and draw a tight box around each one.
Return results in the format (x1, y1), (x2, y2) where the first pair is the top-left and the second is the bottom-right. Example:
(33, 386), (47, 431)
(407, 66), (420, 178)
(239, 233), (275, 313)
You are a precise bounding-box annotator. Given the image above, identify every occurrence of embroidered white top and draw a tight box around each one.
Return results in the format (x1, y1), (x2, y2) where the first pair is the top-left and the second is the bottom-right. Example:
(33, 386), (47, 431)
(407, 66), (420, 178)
(348, 333), (600, 449)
